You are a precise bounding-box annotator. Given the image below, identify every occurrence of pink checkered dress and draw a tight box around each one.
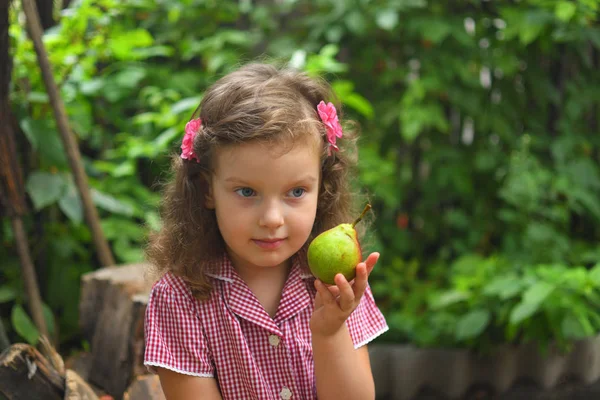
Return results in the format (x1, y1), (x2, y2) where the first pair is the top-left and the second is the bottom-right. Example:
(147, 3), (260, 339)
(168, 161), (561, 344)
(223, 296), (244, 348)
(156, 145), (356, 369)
(144, 255), (389, 400)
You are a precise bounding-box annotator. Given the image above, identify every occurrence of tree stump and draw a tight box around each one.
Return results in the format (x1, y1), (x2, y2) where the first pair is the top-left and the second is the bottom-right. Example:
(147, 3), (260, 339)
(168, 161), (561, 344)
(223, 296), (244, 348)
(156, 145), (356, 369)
(79, 263), (153, 399)
(0, 343), (64, 400)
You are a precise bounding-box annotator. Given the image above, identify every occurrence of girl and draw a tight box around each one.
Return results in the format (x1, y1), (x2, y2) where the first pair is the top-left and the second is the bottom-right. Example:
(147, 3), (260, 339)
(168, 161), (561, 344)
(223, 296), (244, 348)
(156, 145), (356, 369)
(144, 63), (388, 400)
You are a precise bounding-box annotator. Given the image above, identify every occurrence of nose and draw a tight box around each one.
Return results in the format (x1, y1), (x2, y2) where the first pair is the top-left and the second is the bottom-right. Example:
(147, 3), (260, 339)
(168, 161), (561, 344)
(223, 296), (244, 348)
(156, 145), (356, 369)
(259, 200), (284, 229)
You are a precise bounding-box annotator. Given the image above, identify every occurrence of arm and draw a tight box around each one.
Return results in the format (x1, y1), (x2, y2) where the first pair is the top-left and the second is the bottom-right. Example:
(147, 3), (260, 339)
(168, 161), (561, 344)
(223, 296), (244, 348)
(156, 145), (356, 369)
(312, 329), (374, 399)
(157, 367), (223, 400)
(310, 252), (380, 400)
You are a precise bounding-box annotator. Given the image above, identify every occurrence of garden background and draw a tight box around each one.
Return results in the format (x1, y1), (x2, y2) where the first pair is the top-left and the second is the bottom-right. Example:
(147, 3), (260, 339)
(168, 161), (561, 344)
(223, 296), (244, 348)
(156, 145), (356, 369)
(2, 0), (600, 368)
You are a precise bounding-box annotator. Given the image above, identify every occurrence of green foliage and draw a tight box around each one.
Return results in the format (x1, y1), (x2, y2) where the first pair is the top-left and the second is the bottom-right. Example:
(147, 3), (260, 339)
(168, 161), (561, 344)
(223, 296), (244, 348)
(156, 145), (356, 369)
(375, 255), (600, 352)
(2, 0), (600, 352)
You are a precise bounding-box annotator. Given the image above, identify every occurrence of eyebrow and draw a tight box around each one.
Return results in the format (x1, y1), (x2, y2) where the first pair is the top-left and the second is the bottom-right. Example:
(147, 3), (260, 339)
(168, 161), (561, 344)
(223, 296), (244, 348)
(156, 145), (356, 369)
(224, 176), (318, 185)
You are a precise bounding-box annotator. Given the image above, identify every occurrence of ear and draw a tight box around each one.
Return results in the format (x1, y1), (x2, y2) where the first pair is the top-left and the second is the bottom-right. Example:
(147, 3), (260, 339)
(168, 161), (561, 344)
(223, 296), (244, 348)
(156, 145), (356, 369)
(204, 177), (215, 209)
(205, 193), (215, 209)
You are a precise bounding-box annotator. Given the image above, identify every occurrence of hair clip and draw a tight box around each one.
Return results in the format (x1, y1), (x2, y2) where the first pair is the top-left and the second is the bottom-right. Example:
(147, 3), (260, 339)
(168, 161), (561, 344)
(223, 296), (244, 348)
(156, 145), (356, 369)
(317, 101), (343, 156)
(180, 118), (202, 163)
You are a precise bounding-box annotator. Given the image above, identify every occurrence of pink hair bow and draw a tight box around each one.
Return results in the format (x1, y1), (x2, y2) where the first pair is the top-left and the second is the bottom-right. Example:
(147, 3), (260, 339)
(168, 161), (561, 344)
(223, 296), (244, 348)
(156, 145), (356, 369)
(317, 101), (343, 156)
(180, 118), (202, 163)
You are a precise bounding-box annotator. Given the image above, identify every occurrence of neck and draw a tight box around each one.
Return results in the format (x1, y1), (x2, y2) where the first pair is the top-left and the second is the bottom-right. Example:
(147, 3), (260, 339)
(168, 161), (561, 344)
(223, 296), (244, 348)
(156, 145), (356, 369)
(226, 248), (292, 287)
(237, 260), (292, 286)
(226, 249), (293, 318)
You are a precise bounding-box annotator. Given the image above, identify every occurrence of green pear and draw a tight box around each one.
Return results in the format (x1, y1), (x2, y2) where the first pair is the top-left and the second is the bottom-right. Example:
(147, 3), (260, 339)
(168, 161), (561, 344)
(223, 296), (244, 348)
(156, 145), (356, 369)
(307, 204), (371, 285)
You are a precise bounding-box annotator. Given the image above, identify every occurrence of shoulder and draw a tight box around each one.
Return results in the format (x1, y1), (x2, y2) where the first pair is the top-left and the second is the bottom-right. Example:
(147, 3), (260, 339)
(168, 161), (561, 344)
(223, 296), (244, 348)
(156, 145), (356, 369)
(148, 272), (214, 316)
(146, 272), (222, 336)
(145, 273), (217, 378)
(151, 271), (226, 310)
(152, 272), (191, 297)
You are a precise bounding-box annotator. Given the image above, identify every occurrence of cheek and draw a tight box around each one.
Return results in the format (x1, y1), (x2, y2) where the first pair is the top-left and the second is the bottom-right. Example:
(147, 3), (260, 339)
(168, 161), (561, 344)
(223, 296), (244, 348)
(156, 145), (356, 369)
(213, 193), (243, 232)
(293, 197), (318, 232)
(216, 206), (248, 232)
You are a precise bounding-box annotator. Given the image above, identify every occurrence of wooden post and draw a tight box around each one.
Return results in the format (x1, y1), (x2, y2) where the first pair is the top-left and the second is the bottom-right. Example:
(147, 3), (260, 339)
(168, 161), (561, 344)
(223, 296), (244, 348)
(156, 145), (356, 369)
(21, 0), (115, 267)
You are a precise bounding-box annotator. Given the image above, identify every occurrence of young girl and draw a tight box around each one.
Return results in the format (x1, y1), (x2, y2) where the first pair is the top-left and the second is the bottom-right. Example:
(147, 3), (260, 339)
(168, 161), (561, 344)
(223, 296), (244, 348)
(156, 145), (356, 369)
(144, 63), (388, 400)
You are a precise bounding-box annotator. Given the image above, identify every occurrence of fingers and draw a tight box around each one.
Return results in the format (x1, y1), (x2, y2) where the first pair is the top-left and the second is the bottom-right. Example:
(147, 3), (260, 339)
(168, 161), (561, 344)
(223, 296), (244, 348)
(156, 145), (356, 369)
(327, 285), (341, 298)
(353, 263), (369, 301)
(335, 273), (355, 312)
(314, 251), (381, 314)
(364, 252), (380, 275)
(314, 279), (336, 306)
(313, 290), (323, 308)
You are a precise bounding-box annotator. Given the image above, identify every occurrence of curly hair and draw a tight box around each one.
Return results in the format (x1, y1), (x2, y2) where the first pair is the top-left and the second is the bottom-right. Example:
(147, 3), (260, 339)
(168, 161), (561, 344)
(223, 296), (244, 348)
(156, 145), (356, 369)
(145, 62), (364, 299)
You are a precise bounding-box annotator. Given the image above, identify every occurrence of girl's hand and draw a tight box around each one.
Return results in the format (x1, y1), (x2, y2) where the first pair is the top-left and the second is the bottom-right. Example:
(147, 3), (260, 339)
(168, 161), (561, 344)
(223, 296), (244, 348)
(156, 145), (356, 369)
(309, 252), (380, 338)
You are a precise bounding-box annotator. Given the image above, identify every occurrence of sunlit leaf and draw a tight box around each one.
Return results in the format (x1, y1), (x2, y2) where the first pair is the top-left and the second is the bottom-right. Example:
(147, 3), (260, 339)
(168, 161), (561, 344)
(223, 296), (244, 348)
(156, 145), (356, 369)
(42, 303), (56, 341)
(483, 276), (523, 300)
(114, 67), (147, 89)
(456, 310), (490, 340)
(58, 181), (84, 224)
(20, 118), (68, 167)
(555, 2), (577, 22)
(12, 304), (40, 345)
(79, 78), (105, 95)
(376, 9), (398, 31)
(346, 11), (368, 35)
(171, 96), (203, 116)
(109, 29), (154, 59)
(91, 189), (134, 216)
(26, 172), (68, 210)
(0, 286), (17, 303)
(332, 80), (374, 119)
(510, 301), (540, 325)
(523, 282), (555, 305)
(561, 314), (588, 339)
(430, 290), (469, 310)
(590, 264), (600, 287)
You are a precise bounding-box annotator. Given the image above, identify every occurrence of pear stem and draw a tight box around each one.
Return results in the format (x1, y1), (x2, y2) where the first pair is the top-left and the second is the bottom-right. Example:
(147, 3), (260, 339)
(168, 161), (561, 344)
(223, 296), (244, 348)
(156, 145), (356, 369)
(352, 203), (372, 228)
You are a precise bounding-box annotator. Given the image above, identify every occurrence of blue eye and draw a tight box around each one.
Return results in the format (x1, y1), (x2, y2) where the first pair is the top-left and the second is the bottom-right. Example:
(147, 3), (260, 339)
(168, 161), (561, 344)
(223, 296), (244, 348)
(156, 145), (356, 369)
(235, 187), (256, 197)
(289, 188), (306, 198)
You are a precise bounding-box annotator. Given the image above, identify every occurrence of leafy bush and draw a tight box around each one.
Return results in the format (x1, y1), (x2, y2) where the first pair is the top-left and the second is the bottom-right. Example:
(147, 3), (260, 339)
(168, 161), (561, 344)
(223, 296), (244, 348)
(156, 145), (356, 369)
(376, 254), (600, 352)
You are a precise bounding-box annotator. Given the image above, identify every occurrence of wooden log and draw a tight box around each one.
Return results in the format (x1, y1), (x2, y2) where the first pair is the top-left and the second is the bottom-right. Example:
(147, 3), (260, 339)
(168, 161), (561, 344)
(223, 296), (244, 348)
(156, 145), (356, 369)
(64, 369), (100, 400)
(0, 343), (64, 400)
(79, 263), (153, 399)
(123, 375), (165, 400)
(64, 352), (118, 399)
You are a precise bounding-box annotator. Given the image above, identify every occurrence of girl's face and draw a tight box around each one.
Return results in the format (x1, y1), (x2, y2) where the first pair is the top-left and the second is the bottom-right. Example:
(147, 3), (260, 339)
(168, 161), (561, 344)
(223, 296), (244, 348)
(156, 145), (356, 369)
(206, 139), (321, 274)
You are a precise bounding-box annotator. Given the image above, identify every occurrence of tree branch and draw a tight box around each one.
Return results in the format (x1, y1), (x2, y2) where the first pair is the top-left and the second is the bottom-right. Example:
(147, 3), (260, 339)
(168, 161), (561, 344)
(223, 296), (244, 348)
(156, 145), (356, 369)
(21, 0), (115, 267)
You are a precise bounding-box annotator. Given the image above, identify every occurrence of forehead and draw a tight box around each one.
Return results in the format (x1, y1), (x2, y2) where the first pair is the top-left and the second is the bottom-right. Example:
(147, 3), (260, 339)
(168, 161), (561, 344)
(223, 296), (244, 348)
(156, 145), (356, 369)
(213, 139), (321, 183)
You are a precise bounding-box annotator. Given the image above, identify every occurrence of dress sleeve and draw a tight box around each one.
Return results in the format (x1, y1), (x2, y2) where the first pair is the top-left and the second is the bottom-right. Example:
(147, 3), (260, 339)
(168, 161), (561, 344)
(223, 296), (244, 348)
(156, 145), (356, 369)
(346, 284), (389, 349)
(144, 277), (214, 377)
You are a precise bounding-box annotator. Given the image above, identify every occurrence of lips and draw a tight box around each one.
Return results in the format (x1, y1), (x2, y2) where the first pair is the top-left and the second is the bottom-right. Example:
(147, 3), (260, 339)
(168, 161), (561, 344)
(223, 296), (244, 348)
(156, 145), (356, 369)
(253, 238), (285, 250)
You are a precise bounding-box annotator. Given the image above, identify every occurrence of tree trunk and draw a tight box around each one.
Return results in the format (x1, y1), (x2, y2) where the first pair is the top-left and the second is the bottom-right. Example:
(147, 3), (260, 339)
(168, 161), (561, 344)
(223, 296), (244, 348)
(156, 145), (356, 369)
(35, 0), (54, 30)
(79, 263), (153, 399)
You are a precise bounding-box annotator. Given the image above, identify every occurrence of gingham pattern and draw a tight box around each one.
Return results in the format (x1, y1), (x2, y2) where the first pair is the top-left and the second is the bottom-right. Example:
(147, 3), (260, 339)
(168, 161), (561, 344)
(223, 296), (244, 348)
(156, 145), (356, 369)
(144, 255), (389, 400)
